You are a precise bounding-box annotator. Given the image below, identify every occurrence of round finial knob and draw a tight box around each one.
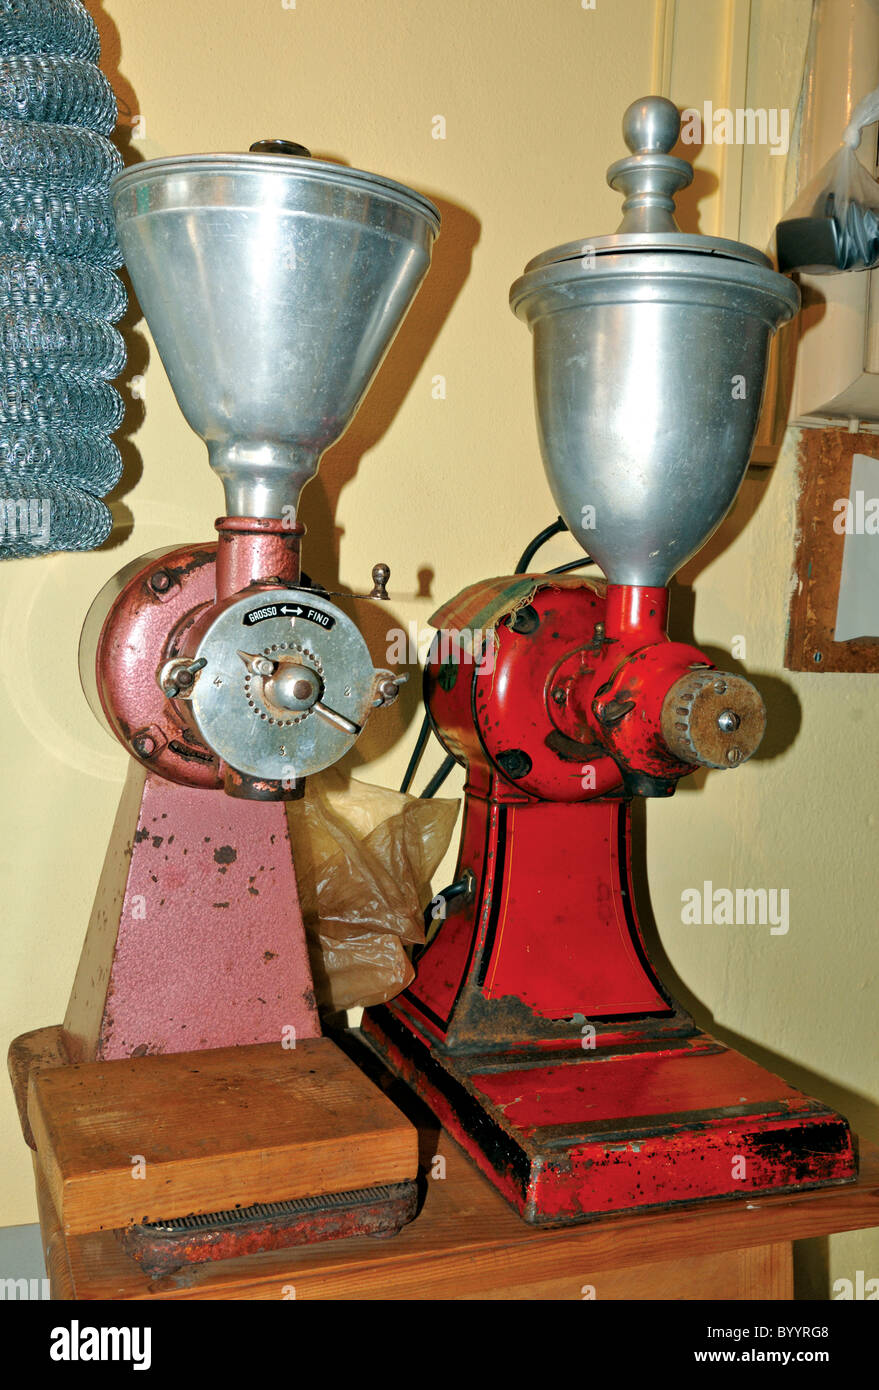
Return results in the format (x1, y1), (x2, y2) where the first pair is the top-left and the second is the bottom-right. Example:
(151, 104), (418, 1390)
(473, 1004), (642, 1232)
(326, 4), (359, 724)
(607, 94), (692, 236)
(622, 96), (681, 155)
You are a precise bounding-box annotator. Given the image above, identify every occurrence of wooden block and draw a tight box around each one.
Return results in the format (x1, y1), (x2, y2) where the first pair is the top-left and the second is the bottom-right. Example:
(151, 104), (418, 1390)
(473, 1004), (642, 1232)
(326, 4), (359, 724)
(27, 1036), (416, 1236)
(7, 1025), (70, 1149)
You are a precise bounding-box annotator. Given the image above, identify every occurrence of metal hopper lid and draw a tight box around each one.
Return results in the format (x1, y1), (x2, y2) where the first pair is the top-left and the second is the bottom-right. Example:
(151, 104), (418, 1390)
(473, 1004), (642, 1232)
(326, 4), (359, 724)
(111, 139), (441, 234)
(520, 97), (773, 274)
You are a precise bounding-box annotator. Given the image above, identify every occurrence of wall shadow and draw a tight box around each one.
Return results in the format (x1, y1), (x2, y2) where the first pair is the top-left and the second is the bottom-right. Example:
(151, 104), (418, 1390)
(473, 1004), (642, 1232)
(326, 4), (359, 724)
(628, 792), (877, 1300)
(297, 193), (480, 774)
(297, 193), (480, 593)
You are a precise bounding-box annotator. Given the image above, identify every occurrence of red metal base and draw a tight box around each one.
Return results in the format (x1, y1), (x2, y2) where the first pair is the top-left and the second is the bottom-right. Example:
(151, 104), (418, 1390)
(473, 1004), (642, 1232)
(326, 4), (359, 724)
(119, 1180), (418, 1275)
(362, 1012), (857, 1223)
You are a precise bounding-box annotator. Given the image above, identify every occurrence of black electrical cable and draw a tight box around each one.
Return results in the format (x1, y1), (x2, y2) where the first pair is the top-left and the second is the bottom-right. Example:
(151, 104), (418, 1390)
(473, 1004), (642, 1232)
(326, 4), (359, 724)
(404, 518), (596, 797)
(514, 515), (567, 574)
(399, 710), (432, 794)
(421, 753), (456, 799)
(548, 556), (593, 574)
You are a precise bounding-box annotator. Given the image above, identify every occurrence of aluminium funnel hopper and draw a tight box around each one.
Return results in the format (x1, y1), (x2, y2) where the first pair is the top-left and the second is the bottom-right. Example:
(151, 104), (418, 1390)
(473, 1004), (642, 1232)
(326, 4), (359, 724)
(111, 142), (440, 519)
(510, 98), (799, 588)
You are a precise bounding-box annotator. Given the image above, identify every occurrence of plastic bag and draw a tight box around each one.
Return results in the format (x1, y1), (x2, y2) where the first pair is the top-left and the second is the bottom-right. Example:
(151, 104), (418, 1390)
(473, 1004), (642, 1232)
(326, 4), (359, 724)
(776, 84), (879, 273)
(286, 768), (460, 1012)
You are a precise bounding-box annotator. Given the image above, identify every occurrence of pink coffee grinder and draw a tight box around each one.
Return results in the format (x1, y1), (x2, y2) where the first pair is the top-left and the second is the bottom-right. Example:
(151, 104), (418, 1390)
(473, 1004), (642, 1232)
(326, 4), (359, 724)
(9, 140), (440, 1278)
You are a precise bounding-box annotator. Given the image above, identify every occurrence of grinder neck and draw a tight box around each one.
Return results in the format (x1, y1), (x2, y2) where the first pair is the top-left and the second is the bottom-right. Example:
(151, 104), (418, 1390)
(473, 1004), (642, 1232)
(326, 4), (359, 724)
(214, 514), (305, 599)
(604, 583), (669, 647)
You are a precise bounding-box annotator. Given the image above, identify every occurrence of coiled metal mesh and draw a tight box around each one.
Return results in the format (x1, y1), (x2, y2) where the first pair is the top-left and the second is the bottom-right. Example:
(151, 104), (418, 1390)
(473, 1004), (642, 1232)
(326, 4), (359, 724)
(0, 0), (125, 558)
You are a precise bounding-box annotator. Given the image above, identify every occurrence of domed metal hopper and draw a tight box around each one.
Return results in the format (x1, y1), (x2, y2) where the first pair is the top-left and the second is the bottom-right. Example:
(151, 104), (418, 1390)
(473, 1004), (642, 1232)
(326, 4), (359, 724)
(510, 97), (799, 587)
(111, 141), (440, 518)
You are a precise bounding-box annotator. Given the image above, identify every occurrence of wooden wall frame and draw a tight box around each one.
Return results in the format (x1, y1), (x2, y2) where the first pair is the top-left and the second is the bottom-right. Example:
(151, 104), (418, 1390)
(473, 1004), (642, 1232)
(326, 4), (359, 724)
(786, 428), (879, 672)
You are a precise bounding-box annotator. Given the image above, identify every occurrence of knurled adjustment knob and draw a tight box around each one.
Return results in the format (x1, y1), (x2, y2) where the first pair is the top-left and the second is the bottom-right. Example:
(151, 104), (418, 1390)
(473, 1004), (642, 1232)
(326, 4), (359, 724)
(661, 670), (766, 770)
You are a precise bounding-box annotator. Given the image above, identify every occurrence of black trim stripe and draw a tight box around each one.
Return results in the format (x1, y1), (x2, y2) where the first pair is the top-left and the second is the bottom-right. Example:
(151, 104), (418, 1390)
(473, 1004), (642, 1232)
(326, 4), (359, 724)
(475, 803), (507, 988)
(614, 800), (675, 1012)
(400, 799), (494, 1035)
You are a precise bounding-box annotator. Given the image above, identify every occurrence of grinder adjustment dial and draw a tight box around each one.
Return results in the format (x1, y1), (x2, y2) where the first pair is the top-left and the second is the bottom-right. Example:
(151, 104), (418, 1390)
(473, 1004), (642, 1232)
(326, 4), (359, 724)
(169, 587), (398, 781)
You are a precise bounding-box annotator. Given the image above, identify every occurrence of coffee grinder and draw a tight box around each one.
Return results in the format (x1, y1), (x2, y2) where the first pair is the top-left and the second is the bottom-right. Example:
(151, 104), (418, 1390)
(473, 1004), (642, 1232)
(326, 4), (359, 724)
(364, 98), (858, 1223)
(10, 141), (441, 1274)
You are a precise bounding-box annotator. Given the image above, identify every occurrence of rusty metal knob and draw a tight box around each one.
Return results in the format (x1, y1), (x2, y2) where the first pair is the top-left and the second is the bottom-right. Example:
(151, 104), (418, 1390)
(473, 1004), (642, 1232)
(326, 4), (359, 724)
(661, 670), (766, 770)
(370, 563), (391, 599)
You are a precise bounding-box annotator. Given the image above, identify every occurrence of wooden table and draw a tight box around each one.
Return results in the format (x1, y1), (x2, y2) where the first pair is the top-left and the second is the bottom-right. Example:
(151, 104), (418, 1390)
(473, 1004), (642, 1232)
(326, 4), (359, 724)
(35, 1131), (879, 1301)
(14, 1023), (878, 1300)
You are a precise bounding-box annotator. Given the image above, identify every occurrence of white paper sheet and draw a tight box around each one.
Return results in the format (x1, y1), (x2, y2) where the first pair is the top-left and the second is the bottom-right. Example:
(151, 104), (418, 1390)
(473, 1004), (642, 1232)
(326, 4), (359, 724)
(833, 453), (879, 642)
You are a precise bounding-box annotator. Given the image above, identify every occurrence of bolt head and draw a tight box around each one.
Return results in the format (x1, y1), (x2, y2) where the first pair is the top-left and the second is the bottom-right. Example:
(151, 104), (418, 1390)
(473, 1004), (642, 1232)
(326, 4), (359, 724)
(265, 662), (320, 711)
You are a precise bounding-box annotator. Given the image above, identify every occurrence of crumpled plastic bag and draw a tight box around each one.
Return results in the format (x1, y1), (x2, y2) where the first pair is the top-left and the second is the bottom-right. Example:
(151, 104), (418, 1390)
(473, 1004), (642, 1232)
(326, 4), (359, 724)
(286, 768), (459, 1012)
(776, 84), (879, 273)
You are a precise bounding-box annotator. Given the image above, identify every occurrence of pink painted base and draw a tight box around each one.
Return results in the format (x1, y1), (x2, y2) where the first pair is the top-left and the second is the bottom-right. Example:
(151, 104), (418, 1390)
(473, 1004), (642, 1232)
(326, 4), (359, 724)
(64, 765), (320, 1061)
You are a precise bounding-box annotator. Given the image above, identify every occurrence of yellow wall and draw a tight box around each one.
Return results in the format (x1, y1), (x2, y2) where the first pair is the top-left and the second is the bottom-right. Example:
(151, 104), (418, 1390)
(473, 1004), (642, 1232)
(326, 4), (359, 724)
(1, 0), (876, 1294)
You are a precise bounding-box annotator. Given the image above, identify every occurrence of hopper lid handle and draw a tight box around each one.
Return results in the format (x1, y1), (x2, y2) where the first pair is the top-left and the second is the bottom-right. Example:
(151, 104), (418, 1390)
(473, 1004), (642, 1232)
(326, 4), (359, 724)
(606, 96), (693, 236)
(249, 139), (312, 158)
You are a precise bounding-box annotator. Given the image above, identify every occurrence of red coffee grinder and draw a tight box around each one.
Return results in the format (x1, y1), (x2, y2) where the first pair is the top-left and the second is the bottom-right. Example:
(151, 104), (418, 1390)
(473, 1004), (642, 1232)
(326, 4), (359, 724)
(364, 97), (858, 1223)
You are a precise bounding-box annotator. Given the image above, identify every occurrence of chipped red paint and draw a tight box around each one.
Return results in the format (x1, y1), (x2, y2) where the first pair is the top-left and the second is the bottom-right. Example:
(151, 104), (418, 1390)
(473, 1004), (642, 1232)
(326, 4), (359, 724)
(92, 543), (222, 788)
(90, 517), (304, 790)
(120, 1181), (417, 1276)
(397, 798), (677, 1041)
(74, 516), (322, 1055)
(425, 576), (705, 803)
(364, 1013), (856, 1224)
(63, 768), (320, 1062)
(214, 514), (303, 599)
(364, 573), (858, 1221)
